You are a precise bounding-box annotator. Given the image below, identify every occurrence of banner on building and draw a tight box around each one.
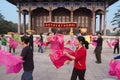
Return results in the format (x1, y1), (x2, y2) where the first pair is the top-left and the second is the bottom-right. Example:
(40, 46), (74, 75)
(44, 22), (77, 28)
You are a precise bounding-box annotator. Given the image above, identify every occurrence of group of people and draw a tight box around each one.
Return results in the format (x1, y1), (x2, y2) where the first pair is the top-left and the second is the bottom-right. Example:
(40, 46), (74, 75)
(0, 34), (7, 51)
(0, 33), (28, 54)
(35, 32), (53, 53)
(0, 33), (34, 80)
(20, 33), (88, 80)
(0, 34), (16, 53)
(19, 32), (53, 80)
(1, 32), (120, 80)
(65, 32), (120, 80)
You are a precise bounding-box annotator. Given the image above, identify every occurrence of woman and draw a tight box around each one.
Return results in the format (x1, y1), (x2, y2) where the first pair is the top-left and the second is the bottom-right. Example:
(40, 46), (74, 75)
(64, 36), (88, 80)
(9, 34), (16, 53)
(1, 34), (7, 51)
(38, 33), (44, 53)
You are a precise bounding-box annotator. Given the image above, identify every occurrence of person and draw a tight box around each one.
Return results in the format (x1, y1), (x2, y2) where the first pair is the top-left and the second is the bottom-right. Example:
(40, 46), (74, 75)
(46, 32), (52, 45)
(93, 32), (103, 64)
(29, 33), (34, 51)
(20, 36), (34, 80)
(64, 36), (88, 80)
(113, 38), (119, 54)
(38, 33), (44, 53)
(70, 31), (75, 50)
(9, 34), (15, 53)
(1, 34), (7, 51)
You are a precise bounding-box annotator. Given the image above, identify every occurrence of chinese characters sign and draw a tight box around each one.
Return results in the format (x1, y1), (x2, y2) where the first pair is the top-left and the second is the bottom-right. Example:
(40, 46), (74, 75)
(44, 22), (77, 28)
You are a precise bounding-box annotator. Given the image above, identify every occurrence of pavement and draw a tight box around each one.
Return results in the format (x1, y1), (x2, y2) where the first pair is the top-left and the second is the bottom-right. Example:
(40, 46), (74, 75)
(0, 43), (119, 80)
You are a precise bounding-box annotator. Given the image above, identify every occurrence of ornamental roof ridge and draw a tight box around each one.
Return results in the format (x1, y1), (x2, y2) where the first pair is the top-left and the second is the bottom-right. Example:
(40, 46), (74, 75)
(7, 0), (118, 7)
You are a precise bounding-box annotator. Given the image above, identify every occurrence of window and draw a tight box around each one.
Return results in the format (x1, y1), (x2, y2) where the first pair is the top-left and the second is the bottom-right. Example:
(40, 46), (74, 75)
(74, 16), (78, 22)
(74, 16), (89, 28)
(36, 16), (39, 27)
(53, 16), (70, 22)
(66, 16), (69, 22)
(62, 16), (65, 22)
(54, 16), (57, 22)
(40, 16), (42, 26)
(58, 16), (61, 22)
(81, 16), (84, 27)
(85, 16), (88, 27)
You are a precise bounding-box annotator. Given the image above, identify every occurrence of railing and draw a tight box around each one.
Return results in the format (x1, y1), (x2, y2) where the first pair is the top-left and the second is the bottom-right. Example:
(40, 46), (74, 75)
(4, 35), (120, 48)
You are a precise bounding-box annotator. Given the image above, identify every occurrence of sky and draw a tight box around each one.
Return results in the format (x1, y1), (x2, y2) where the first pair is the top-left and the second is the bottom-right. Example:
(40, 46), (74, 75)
(0, 0), (120, 30)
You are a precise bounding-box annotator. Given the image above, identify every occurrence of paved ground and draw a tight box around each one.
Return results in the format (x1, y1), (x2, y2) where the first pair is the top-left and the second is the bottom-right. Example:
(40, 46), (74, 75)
(0, 43), (119, 80)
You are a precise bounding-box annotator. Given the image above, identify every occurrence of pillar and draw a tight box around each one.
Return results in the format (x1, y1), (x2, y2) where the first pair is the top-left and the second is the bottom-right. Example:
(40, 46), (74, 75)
(18, 5), (21, 34)
(70, 7), (74, 33)
(49, 10), (52, 32)
(92, 10), (96, 34)
(100, 14), (102, 33)
(28, 7), (31, 30)
(95, 16), (97, 34)
(103, 6), (107, 35)
(23, 14), (26, 33)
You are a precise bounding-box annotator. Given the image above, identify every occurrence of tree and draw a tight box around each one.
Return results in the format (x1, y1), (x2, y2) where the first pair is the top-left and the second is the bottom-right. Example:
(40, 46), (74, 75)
(111, 6), (120, 36)
(0, 20), (17, 34)
(111, 6), (120, 27)
(0, 12), (17, 34)
(0, 12), (4, 21)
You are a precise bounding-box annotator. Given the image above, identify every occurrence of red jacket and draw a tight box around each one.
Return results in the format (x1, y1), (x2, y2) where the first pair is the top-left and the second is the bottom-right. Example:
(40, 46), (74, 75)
(74, 46), (87, 70)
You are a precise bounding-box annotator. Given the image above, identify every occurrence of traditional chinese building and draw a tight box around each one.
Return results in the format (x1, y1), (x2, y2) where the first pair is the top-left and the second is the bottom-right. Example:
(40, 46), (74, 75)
(7, 0), (118, 35)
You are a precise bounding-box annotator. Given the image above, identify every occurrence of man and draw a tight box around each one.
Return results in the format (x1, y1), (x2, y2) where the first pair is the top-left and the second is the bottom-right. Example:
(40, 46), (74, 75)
(93, 33), (103, 64)
(20, 36), (34, 80)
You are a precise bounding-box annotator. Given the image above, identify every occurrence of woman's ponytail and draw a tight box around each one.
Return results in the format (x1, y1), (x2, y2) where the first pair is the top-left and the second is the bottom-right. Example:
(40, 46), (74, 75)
(77, 36), (89, 49)
(84, 40), (89, 49)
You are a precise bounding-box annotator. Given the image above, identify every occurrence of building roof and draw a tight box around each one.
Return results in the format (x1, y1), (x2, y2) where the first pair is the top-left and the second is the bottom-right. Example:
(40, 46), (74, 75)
(7, 0), (118, 6)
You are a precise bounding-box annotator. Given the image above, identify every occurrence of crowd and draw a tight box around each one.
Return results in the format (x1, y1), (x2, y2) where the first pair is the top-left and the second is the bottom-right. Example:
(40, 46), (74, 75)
(0, 32), (120, 80)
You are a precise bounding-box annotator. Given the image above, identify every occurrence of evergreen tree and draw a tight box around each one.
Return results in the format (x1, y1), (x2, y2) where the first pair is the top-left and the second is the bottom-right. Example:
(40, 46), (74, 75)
(111, 6), (120, 27)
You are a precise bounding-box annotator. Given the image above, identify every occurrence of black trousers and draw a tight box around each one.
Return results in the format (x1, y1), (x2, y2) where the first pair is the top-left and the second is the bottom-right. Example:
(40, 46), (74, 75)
(71, 68), (86, 80)
(9, 47), (15, 53)
(114, 46), (119, 54)
(94, 46), (102, 63)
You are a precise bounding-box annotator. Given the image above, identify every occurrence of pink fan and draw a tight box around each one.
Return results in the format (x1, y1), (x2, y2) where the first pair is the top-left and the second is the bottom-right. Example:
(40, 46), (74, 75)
(112, 39), (118, 46)
(108, 60), (119, 76)
(49, 47), (75, 69)
(91, 42), (97, 47)
(106, 40), (112, 48)
(0, 50), (23, 74)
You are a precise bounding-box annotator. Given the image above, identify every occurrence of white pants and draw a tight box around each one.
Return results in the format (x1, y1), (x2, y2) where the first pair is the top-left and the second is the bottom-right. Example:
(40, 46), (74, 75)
(1, 45), (7, 52)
